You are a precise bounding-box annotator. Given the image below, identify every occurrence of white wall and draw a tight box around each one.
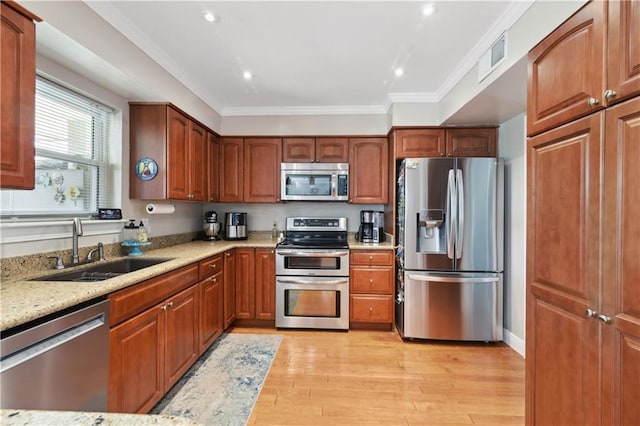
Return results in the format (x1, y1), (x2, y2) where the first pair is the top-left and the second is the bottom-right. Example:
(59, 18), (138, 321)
(221, 114), (387, 136)
(499, 113), (527, 356)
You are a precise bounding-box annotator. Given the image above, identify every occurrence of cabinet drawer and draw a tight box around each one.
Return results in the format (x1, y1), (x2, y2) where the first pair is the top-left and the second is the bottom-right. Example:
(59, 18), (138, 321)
(350, 267), (393, 294)
(350, 295), (393, 323)
(350, 250), (394, 266)
(109, 264), (199, 326)
(199, 255), (223, 279)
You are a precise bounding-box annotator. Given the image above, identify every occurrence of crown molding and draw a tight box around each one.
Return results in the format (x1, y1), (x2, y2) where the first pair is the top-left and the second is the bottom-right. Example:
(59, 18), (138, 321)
(221, 104), (387, 117)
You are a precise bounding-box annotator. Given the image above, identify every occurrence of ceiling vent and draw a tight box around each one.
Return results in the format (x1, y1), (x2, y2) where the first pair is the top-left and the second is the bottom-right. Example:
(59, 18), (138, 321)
(478, 32), (507, 82)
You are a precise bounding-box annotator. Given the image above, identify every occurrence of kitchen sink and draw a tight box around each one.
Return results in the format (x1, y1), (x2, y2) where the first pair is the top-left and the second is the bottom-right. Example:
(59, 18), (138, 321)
(30, 257), (174, 282)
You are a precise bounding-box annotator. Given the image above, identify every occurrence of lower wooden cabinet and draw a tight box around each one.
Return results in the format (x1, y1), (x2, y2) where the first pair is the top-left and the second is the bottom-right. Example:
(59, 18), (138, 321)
(198, 254), (223, 354)
(235, 248), (276, 321)
(349, 250), (394, 328)
(255, 249), (276, 320)
(223, 250), (236, 328)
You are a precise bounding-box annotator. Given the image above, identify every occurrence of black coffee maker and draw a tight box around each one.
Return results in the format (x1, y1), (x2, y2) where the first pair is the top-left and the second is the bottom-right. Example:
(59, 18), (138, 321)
(357, 210), (384, 243)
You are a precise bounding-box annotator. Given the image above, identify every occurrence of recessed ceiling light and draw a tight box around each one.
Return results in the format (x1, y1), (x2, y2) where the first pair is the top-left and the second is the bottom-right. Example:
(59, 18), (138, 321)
(394, 68), (404, 77)
(243, 71), (253, 80)
(422, 4), (437, 16)
(202, 11), (217, 22)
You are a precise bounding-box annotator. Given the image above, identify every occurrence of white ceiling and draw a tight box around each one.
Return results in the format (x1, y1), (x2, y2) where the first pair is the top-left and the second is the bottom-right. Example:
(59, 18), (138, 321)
(75, 0), (531, 119)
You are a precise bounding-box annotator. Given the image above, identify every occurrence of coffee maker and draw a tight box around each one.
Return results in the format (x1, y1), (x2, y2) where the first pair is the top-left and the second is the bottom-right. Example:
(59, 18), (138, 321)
(357, 210), (385, 243)
(203, 211), (221, 241)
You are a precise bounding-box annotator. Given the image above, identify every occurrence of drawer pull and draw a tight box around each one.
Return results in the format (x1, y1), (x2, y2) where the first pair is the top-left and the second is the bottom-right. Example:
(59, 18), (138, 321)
(210, 264), (217, 269)
(369, 278), (374, 284)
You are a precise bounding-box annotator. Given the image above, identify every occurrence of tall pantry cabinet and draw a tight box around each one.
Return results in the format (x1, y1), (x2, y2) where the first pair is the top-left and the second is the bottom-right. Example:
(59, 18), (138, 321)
(526, 1), (640, 425)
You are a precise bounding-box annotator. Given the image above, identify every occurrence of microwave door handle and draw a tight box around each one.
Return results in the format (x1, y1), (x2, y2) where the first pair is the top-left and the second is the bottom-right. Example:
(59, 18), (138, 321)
(331, 174), (337, 197)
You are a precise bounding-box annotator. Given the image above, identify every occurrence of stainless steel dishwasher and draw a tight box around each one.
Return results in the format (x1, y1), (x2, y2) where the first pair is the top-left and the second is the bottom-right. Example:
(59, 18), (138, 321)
(0, 298), (110, 411)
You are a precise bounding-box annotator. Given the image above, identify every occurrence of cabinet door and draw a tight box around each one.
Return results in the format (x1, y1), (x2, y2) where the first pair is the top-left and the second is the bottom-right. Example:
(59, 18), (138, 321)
(350, 295), (393, 323)
(207, 132), (219, 202)
(445, 128), (497, 157)
(349, 137), (388, 204)
(602, 98), (640, 426)
(108, 303), (165, 413)
(199, 273), (223, 355)
(525, 113), (602, 426)
(219, 137), (244, 202)
(223, 250), (236, 328)
(235, 248), (255, 319)
(394, 129), (445, 158)
(165, 285), (199, 390)
(166, 107), (190, 200)
(244, 137), (282, 202)
(607, 0), (640, 105)
(255, 249), (275, 320)
(0, 3), (36, 190)
(188, 121), (207, 201)
(282, 137), (314, 162)
(527, 0), (606, 136)
(315, 137), (349, 162)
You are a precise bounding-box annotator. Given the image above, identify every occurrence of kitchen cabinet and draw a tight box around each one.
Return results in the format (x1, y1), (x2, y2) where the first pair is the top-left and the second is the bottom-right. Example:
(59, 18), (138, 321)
(526, 2), (640, 423)
(254, 249), (276, 320)
(235, 248), (255, 319)
(392, 127), (496, 158)
(243, 137), (281, 202)
(0, 2), (39, 190)
(527, 0), (640, 136)
(108, 264), (199, 413)
(206, 132), (219, 202)
(349, 137), (388, 204)
(198, 254), (223, 354)
(349, 250), (394, 329)
(129, 103), (207, 201)
(219, 137), (244, 203)
(282, 137), (349, 162)
(223, 250), (236, 329)
(235, 248), (276, 321)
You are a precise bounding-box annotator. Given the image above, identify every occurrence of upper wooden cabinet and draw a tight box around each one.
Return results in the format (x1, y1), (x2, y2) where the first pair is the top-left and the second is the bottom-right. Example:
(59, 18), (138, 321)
(0, 2), (39, 189)
(219, 137), (244, 203)
(349, 137), (388, 204)
(244, 137), (281, 203)
(393, 127), (496, 158)
(129, 103), (207, 201)
(527, 0), (640, 136)
(282, 137), (349, 163)
(206, 132), (219, 202)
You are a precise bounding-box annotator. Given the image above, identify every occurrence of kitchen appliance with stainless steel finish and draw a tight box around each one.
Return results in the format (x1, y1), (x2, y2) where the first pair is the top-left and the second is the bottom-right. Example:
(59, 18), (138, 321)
(203, 210), (221, 241)
(276, 217), (349, 330)
(281, 163), (349, 201)
(396, 157), (504, 341)
(224, 212), (247, 240)
(0, 298), (110, 410)
(357, 210), (385, 243)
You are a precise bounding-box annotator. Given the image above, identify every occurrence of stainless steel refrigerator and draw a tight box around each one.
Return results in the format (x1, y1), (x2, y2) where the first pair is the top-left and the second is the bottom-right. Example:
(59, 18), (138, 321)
(395, 157), (504, 341)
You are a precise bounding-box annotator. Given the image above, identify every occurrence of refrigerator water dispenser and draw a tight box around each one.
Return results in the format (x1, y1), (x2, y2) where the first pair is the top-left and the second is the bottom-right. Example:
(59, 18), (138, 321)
(417, 210), (445, 254)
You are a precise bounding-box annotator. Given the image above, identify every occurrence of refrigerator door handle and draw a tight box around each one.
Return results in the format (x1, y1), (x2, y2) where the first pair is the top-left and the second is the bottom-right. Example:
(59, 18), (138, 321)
(407, 274), (500, 283)
(447, 169), (456, 259)
(456, 168), (464, 259)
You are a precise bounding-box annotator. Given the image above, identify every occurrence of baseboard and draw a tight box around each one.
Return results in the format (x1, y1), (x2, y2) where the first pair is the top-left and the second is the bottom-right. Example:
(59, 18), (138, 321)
(503, 328), (525, 357)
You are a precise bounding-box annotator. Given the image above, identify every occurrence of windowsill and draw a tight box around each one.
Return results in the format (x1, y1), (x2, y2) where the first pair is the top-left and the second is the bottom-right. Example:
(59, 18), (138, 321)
(0, 219), (126, 244)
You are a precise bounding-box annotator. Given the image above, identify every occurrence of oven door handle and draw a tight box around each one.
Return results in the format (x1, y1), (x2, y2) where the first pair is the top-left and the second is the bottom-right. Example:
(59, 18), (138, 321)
(276, 250), (349, 257)
(276, 278), (349, 285)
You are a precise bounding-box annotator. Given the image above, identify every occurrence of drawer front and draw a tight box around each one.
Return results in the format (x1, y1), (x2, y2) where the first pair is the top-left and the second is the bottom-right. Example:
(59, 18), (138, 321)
(109, 264), (199, 326)
(350, 267), (394, 294)
(350, 250), (394, 266)
(199, 255), (223, 279)
(350, 295), (393, 323)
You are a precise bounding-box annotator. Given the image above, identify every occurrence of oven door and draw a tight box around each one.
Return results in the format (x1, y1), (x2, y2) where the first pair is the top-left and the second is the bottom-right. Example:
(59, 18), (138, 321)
(276, 276), (349, 329)
(276, 249), (349, 276)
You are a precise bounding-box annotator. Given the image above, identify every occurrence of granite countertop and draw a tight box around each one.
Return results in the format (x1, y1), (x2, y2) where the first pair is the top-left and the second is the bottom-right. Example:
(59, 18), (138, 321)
(0, 409), (202, 425)
(1, 234), (394, 332)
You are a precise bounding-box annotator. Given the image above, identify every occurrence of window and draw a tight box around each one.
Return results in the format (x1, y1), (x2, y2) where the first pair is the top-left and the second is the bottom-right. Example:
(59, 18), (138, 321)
(1, 75), (114, 217)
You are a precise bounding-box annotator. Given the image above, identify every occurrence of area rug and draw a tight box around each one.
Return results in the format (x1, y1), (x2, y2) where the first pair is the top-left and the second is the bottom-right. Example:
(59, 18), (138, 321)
(151, 333), (283, 426)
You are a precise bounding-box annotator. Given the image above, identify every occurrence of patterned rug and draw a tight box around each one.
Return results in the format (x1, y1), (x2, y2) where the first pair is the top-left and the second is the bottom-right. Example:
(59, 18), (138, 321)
(151, 333), (283, 426)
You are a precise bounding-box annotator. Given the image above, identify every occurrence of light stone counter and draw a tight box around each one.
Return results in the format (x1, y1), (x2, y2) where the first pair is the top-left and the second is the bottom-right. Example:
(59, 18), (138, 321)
(1, 234), (277, 332)
(0, 409), (202, 425)
(347, 234), (395, 250)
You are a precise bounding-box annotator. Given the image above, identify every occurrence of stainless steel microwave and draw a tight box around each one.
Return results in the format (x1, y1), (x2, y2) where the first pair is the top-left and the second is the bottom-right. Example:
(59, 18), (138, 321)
(281, 163), (349, 201)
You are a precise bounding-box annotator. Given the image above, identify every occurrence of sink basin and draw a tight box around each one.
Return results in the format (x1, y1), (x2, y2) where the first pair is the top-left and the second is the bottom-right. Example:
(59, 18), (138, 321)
(30, 257), (174, 282)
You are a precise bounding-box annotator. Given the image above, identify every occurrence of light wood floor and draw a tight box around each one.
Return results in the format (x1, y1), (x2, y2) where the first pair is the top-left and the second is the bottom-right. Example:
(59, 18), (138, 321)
(232, 327), (525, 425)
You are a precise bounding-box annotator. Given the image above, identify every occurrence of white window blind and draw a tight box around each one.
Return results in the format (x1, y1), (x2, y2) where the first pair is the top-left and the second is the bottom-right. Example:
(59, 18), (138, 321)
(0, 76), (114, 217)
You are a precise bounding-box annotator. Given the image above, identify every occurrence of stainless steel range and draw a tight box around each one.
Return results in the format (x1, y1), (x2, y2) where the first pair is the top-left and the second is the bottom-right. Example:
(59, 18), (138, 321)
(275, 217), (349, 330)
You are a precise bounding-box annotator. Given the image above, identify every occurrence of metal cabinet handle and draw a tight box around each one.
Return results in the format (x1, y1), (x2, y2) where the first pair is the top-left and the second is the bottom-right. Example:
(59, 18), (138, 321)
(587, 97), (600, 107)
(210, 264), (217, 269)
(369, 306), (374, 313)
(210, 277), (217, 283)
(597, 314), (611, 324)
(585, 308), (598, 318)
(603, 89), (617, 100)
(369, 278), (374, 284)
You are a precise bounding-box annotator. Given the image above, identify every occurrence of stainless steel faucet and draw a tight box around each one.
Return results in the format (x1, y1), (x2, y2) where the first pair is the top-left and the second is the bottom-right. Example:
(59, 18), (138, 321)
(72, 217), (83, 264)
(87, 242), (105, 262)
